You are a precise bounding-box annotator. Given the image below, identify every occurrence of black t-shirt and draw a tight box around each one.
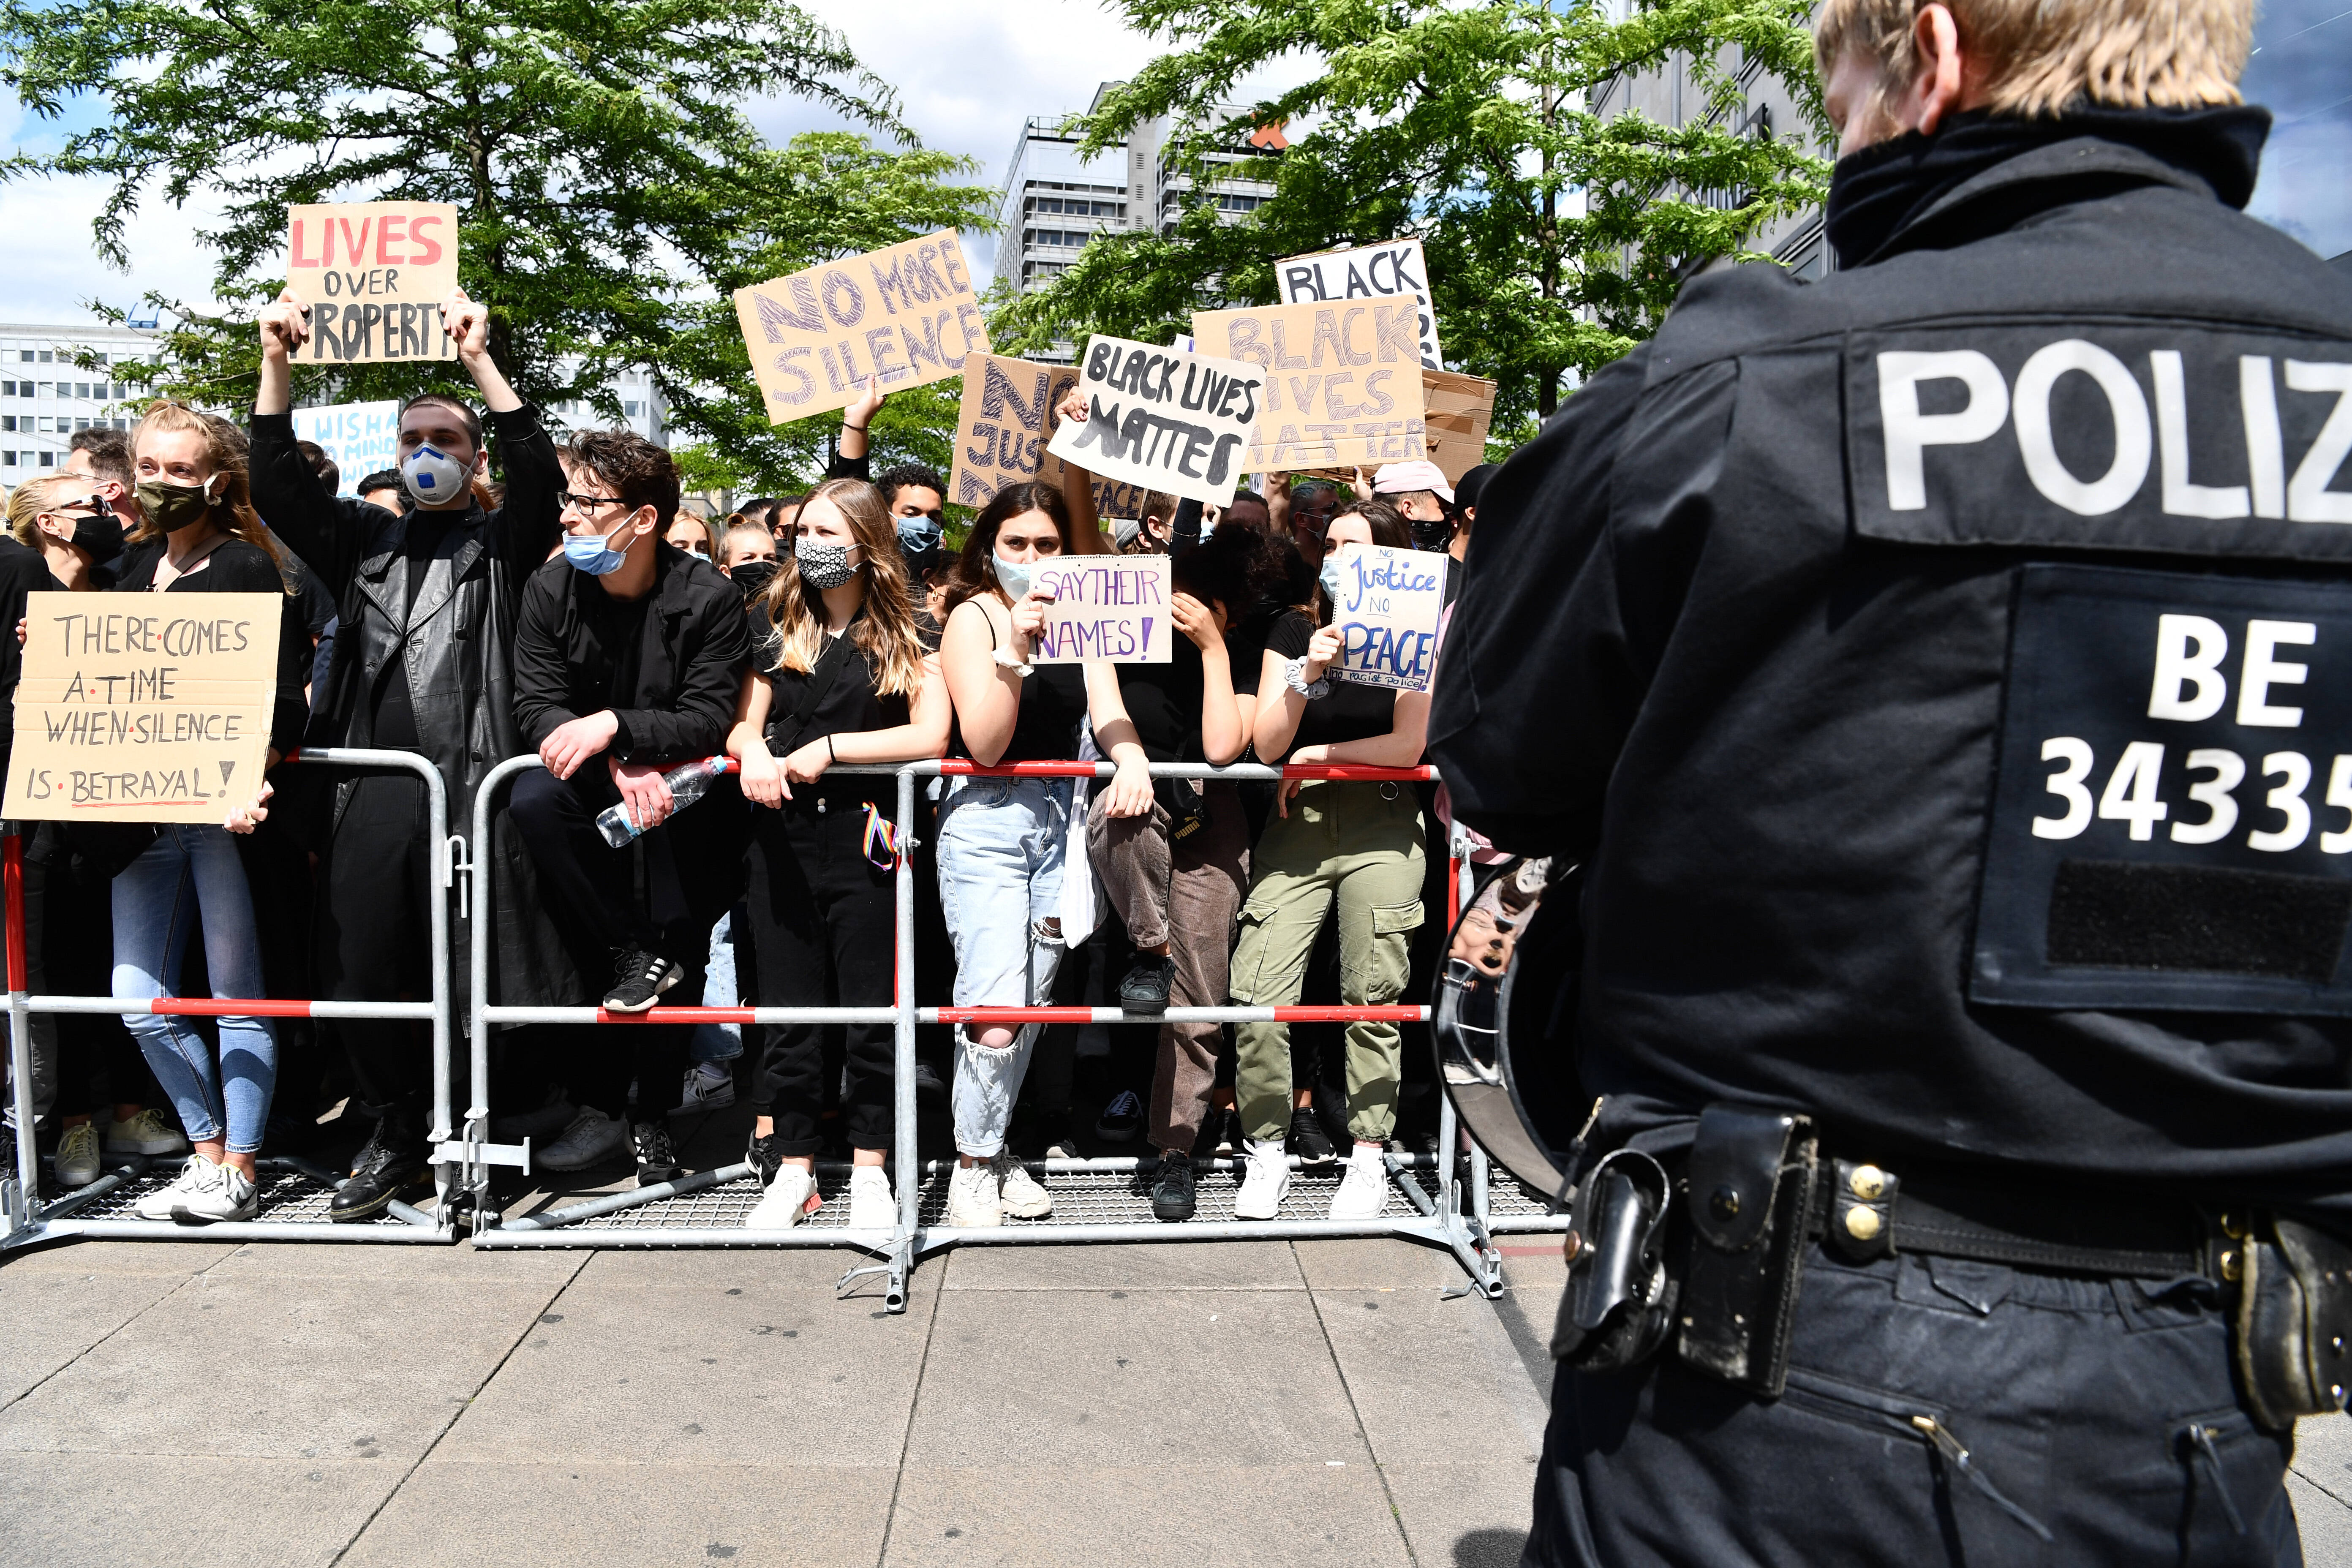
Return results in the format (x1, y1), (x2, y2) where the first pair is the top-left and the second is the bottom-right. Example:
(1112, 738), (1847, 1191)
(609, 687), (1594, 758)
(765, 636), (909, 751)
(1263, 609), (1396, 762)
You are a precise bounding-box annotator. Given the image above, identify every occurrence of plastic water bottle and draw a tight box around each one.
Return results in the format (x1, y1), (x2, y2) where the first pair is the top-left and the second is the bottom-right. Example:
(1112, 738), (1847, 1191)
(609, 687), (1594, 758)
(594, 755), (738, 847)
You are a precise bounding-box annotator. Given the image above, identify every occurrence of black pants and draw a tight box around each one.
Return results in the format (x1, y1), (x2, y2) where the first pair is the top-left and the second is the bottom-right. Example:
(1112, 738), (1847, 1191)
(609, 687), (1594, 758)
(744, 796), (895, 1154)
(21, 840), (148, 1121)
(1526, 1245), (2299, 1566)
(317, 774), (436, 1118)
(510, 765), (749, 1122)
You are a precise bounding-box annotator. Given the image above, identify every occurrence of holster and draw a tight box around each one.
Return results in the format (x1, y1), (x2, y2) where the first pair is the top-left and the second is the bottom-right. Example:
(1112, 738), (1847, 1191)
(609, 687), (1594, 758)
(1675, 1105), (1823, 1396)
(1551, 1147), (1678, 1371)
(2233, 1213), (2352, 1431)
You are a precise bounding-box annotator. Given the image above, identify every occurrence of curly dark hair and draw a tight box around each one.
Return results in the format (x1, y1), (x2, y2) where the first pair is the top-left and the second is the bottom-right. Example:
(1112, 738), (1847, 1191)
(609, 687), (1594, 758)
(563, 428), (681, 520)
(875, 463), (946, 510)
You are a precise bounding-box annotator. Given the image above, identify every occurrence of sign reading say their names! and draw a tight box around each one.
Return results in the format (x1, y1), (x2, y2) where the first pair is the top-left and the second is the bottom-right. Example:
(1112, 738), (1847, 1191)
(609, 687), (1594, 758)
(286, 202), (460, 363)
(3, 592), (283, 824)
(1192, 300), (1429, 473)
(1275, 240), (1442, 370)
(1327, 545), (1444, 691)
(1030, 555), (1172, 664)
(1045, 335), (1266, 507)
(735, 231), (990, 421)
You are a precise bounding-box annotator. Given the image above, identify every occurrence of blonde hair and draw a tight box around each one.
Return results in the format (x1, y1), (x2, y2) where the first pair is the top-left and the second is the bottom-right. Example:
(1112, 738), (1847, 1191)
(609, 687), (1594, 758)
(128, 402), (290, 584)
(6, 473), (82, 548)
(1814, 0), (2250, 123)
(757, 478), (926, 699)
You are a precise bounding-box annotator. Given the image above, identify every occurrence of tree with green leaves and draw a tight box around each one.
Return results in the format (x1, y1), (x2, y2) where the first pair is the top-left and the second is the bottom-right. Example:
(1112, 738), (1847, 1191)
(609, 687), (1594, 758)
(993, 0), (1834, 441)
(0, 0), (996, 490)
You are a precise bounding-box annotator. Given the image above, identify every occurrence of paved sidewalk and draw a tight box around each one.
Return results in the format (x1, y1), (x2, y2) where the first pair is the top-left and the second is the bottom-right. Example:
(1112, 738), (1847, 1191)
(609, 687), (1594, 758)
(1, 1226), (2345, 1566)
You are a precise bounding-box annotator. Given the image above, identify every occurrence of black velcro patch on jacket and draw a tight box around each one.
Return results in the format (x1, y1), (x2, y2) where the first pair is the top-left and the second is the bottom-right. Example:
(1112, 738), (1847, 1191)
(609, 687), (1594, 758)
(2046, 860), (2352, 980)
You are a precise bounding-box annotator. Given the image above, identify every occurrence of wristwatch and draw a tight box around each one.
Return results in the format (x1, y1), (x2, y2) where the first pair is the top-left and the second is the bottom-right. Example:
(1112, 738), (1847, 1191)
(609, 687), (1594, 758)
(1283, 656), (1330, 700)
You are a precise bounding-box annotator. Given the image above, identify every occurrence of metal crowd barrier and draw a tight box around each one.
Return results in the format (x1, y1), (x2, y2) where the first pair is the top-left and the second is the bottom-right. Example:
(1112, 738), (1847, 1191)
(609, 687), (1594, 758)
(1, 749), (460, 1250)
(464, 757), (1533, 1312)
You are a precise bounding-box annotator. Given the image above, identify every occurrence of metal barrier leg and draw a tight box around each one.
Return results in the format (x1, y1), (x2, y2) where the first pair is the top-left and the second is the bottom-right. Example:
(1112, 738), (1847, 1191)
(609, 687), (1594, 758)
(862, 765), (919, 1312)
(4, 834), (36, 1245)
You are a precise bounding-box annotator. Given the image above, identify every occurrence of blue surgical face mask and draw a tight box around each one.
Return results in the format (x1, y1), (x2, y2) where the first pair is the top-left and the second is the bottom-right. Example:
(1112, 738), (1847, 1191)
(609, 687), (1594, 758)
(563, 517), (634, 577)
(897, 516), (943, 555)
(1318, 553), (1345, 604)
(990, 551), (1037, 600)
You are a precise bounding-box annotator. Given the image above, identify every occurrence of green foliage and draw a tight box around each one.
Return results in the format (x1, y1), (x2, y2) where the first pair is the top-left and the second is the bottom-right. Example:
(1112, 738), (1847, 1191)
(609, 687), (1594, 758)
(994, 0), (1834, 436)
(0, 0), (996, 489)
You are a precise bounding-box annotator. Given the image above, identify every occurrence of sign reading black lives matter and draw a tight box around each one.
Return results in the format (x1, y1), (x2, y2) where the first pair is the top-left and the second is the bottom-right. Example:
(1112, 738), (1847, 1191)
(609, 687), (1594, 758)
(1275, 240), (1442, 372)
(1044, 335), (1267, 507)
(3, 593), (282, 825)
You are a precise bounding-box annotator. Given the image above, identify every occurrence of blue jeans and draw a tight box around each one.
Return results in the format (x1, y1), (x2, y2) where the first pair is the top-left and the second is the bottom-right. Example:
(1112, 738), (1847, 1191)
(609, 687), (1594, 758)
(935, 776), (1070, 1157)
(112, 825), (277, 1154)
(689, 908), (744, 1066)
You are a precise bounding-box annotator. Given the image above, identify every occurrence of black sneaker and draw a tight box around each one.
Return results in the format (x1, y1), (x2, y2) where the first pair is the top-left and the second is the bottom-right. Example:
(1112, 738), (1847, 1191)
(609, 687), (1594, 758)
(331, 1115), (432, 1222)
(746, 1128), (784, 1186)
(1095, 1090), (1143, 1143)
(604, 949), (684, 1013)
(1117, 955), (1175, 1015)
(1288, 1105), (1337, 1167)
(1151, 1150), (1197, 1221)
(632, 1120), (683, 1187)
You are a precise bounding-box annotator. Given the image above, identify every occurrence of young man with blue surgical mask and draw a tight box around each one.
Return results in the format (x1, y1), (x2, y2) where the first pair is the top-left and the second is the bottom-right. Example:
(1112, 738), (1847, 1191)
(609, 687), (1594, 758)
(250, 285), (567, 1221)
(506, 430), (754, 1184)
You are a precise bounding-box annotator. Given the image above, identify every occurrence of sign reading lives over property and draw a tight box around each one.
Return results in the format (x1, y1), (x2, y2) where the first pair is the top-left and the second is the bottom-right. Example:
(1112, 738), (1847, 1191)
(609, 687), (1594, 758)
(1191, 300), (1429, 472)
(1044, 335), (1266, 507)
(286, 202), (460, 363)
(292, 400), (400, 495)
(3, 592), (283, 824)
(1030, 555), (1172, 664)
(1274, 240), (1443, 371)
(735, 231), (991, 422)
(1327, 545), (1444, 690)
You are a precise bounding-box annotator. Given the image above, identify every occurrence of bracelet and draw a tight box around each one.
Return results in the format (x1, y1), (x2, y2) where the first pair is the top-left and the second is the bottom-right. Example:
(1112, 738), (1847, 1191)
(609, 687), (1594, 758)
(993, 648), (1034, 678)
(826, 735), (837, 763)
(1283, 656), (1330, 700)
(843, 424), (866, 435)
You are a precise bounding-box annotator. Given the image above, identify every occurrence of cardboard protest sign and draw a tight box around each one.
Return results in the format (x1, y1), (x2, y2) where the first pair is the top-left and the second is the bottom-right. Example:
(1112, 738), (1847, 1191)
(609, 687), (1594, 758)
(1327, 545), (1445, 691)
(1274, 240), (1442, 371)
(735, 231), (990, 422)
(4, 592), (282, 824)
(286, 202), (460, 363)
(951, 355), (1080, 507)
(1190, 301), (1428, 472)
(1421, 369), (1497, 485)
(1030, 555), (1171, 664)
(1045, 335), (1266, 507)
(292, 400), (399, 495)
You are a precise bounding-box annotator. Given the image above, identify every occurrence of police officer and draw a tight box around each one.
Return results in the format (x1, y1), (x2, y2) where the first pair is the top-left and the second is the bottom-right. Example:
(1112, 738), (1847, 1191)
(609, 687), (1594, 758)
(1429, 0), (2352, 1556)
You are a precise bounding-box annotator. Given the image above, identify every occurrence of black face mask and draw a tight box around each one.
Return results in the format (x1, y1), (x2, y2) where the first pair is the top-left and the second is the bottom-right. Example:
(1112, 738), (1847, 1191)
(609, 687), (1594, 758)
(69, 502), (126, 565)
(730, 558), (780, 605)
(1409, 512), (1451, 553)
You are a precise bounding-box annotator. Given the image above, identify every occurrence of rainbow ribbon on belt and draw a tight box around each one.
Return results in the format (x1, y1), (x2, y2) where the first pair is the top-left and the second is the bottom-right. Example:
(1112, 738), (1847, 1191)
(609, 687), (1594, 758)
(863, 802), (906, 870)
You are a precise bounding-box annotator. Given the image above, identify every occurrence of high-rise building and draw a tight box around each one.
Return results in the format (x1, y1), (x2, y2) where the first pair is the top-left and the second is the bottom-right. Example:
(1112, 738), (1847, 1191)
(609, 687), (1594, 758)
(0, 322), (161, 482)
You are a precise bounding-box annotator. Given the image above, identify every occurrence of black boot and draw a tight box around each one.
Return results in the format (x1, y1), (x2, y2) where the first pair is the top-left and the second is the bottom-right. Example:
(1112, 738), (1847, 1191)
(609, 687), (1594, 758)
(331, 1113), (432, 1222)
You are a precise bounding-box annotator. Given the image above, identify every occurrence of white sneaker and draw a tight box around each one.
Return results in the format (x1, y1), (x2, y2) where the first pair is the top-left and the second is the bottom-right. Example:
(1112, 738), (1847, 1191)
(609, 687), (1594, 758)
(133, 1154), (219, 1219)
(671, 1061), (735, 1116)
(172, 1160), (258, 1223)
(1233, 1136), (1291, 1220)
(991, 1151), (1052, 1218)
(745, 1164), (817, 1229)
(945, 1161), (1002, 1228)
(105, 1108), (188, 1157)
(847, 1165), (896, 1230)
(536, 1108), (629, 1171)
(1328, 1142), (1388, 1221)
(54, 1121), (102, 1188)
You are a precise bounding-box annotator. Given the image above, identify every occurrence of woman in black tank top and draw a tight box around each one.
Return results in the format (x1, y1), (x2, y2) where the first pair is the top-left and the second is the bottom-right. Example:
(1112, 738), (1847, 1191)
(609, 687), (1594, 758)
(725, 478), (949, 1233)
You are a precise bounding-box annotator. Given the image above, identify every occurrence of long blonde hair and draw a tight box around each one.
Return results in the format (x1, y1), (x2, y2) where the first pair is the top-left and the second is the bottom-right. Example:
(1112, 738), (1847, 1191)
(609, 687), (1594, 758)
(128, 401), (290, 583)
(759, 477), (926, 698)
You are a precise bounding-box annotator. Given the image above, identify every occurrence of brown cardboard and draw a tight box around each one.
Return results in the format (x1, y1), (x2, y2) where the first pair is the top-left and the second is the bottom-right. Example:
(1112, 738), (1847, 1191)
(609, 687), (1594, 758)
(1191, 300), (1428, 471)
(286, 202), (461, 363)
(735, 231), (990, 422)
(1421, 368), (1497, 484)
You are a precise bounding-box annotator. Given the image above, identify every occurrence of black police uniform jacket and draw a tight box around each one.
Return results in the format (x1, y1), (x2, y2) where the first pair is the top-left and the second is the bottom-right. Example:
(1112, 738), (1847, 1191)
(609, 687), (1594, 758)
(1430, 108), (2352, 1221)
(250, 406), (578, 1009)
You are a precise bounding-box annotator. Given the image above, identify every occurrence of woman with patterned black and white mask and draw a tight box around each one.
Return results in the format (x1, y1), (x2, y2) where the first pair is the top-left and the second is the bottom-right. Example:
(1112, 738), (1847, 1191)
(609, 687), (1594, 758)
(727, 478), (948, 1231)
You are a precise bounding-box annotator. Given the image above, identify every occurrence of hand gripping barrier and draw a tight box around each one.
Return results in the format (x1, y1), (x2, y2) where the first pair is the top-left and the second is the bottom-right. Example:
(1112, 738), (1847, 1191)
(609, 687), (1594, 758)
(1, 749), (462, 1249)
(464, 756), (1545, 1313)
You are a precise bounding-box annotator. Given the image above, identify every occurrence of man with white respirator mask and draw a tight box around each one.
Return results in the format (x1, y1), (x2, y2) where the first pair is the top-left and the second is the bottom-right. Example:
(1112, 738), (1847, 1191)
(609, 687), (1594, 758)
(248, 284), (569, 1222)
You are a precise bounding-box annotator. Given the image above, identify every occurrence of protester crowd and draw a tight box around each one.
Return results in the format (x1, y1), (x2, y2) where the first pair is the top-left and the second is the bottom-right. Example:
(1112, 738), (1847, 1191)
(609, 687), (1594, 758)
(0, 292), (1501, 1231)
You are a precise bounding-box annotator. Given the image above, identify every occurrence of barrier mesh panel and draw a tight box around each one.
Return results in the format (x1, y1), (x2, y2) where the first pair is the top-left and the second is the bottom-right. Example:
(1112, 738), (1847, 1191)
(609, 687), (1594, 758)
(1485, 1173), (1568, 1218)
(554, 1160), (1424, 1232)
(56, 1164), (423, 1228)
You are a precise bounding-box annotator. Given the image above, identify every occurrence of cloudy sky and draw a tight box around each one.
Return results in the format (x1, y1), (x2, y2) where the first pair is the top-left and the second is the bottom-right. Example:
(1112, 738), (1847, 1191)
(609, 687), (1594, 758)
(0, 0), (2341, 331)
